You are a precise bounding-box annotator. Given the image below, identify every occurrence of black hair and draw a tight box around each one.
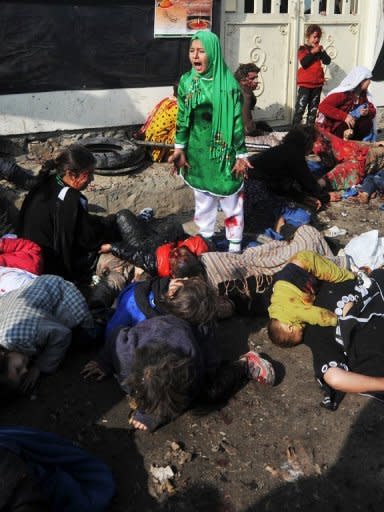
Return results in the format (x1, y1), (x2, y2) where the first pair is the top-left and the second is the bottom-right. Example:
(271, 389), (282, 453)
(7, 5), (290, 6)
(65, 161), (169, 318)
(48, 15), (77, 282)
(234, 63), (261, 82)
(171, 248), (204, 279)
(160, 276), (218, 326)
(127, 343), (197, 423)
(39, 144), (96, 177)
(283, 125), (318, 154)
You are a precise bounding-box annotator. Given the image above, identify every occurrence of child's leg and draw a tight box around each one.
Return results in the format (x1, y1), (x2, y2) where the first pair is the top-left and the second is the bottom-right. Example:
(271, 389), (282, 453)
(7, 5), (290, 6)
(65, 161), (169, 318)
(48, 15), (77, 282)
(194, 190), (218, 239)
(324, 367), (384, 393)
(290, 251), (355, 283)
(373, 169), (384, 194)
(203, 352), (274, 402)
(293, 87), (310, 125)
(306, 87), (322, 125)
(219, 192), (244, 251)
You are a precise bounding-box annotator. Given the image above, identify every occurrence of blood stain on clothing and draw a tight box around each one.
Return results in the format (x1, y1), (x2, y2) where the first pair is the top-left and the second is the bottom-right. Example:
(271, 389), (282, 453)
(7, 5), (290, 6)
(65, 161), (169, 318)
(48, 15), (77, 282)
(225, 216), (238, 228)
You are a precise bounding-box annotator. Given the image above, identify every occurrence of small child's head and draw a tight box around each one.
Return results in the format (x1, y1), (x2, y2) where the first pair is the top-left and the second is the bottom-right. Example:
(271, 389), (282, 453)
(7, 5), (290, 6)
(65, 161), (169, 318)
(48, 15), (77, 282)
(169, 246), (204, 278)
(128, 343), (197, 424)
(161, 276), (217, 326)
(267, 319), (304, 347)
(0, 349), (29, 403)
(305, 24), (322, 45)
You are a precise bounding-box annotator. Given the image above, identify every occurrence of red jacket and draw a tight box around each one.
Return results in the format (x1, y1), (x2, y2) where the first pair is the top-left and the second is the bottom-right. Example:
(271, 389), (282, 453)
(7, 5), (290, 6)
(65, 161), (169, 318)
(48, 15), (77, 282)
(297, 45), (327, 88)
(317, 90), (376, 136)
(156, 236), (208, 278)
(0, 237), (43, 275)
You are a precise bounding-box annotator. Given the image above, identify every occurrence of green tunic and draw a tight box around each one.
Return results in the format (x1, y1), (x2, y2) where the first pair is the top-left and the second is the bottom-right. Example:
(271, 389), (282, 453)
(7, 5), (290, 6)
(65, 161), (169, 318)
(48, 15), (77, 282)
(175, 74), (246, 196)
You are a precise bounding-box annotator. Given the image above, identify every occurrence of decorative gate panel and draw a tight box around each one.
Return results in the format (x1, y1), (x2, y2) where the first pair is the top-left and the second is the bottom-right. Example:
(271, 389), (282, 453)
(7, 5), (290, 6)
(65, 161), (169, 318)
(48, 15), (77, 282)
(222, 0), (365, 126)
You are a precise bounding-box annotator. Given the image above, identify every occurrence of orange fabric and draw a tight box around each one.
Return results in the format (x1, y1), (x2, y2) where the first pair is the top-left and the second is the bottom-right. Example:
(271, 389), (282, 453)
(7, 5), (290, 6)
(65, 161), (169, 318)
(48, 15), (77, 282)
(138, 96), (178, 162)
(155, 236), (209, 278)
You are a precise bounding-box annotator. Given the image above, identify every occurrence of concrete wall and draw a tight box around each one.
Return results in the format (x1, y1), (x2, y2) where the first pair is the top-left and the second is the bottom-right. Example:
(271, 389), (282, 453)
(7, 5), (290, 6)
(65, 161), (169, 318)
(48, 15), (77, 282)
(0, 86), (170, 136)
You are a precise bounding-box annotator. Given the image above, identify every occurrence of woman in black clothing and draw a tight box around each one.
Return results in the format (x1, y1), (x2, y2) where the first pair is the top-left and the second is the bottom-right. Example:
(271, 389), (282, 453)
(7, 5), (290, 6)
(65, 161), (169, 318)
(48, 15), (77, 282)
(244, 126), (334, 235)
(18, 145), (119, 283)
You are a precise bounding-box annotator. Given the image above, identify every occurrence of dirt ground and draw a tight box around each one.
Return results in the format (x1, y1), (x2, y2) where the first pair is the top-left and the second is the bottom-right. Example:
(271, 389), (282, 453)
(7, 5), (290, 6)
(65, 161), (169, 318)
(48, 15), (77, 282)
(3, 169), (384, 511)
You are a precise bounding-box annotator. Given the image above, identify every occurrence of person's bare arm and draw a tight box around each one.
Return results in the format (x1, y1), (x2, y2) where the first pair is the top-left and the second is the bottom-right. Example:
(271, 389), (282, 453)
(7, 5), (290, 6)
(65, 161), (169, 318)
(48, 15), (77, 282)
(324, 367), (384, 393)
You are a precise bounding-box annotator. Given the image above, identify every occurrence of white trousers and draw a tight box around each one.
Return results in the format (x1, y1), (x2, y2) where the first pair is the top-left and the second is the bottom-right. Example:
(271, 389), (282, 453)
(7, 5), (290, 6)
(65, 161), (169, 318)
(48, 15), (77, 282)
(193, 189), (244, 241)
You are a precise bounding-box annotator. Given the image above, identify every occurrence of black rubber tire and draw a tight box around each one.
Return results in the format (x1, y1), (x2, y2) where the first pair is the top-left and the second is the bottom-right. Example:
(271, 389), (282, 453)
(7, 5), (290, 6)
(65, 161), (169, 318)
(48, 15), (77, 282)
(79, 136), (145, 174)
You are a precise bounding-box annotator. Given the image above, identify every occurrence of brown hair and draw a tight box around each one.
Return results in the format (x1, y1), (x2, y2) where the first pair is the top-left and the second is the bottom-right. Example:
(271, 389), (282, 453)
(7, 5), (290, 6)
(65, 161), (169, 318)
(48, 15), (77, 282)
(234, 63), (261, 82)
(306, 24), (322, 39)
(127, 343), (197, 424)
(160, 276), (218, 326)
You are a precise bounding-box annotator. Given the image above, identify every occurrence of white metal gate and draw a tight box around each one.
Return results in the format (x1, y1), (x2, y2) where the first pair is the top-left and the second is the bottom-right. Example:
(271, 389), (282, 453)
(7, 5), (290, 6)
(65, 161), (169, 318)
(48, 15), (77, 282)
(220, 0), (375, 126)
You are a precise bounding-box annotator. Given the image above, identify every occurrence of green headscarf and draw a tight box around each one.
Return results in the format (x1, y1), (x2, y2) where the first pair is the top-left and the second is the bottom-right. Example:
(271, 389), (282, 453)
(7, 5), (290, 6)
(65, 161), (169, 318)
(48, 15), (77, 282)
(184, 31), (242, 170)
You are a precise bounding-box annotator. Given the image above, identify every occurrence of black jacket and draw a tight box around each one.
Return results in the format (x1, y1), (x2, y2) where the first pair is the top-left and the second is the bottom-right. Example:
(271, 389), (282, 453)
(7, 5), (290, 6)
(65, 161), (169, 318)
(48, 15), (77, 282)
(18, 175), (118, 281)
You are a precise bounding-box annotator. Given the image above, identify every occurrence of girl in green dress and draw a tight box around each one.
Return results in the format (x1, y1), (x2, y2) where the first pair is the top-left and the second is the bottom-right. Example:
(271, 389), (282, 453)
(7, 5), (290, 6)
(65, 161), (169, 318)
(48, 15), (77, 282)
(169, 31), (251, 253)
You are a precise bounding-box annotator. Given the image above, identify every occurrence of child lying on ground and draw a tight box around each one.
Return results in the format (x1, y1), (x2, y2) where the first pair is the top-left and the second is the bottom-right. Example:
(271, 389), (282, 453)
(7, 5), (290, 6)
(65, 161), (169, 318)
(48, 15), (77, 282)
(303, 269), (384, 410)
(99, 208), (208, 278)
(268, 251), (355, 347)
(0, 275), (94, 400)
(104, 276), (233, 343)
(82, 277), (275, 431)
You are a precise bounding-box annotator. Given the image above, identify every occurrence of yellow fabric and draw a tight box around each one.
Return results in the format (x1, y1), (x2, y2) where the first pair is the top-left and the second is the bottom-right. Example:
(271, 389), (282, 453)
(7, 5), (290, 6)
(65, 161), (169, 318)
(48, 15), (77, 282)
(268, 280), (338, 328)
(141, 97), (177, 162)
(268, 251), (355, 327)
(292, 251), (355, 283)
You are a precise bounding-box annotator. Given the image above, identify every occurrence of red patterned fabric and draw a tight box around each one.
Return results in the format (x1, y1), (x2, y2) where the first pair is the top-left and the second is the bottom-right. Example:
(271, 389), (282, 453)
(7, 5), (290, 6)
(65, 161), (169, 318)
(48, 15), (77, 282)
(313, 128), (370, 190)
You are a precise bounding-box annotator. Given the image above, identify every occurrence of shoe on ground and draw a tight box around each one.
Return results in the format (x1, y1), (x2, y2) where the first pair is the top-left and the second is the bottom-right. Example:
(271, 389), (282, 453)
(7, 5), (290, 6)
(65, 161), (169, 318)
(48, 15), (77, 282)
(240, 351), (275, 386)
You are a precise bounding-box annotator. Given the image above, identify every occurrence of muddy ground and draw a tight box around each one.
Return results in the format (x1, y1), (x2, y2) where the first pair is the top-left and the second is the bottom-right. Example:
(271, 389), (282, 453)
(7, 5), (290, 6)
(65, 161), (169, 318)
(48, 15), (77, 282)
(2, 151), (384, 510)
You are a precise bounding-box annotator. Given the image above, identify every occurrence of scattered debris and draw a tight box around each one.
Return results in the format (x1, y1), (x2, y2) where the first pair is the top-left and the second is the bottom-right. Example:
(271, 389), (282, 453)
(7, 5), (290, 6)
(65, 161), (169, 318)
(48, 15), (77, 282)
(165, 440), (193, 466)
(149, 464), (176, 497)
(265, 441), (321, 482)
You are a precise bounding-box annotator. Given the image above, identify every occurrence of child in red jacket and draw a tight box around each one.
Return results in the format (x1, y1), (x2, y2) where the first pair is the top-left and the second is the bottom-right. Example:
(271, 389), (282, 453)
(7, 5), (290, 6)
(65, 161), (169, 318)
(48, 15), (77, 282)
(293, 24), (330, 126)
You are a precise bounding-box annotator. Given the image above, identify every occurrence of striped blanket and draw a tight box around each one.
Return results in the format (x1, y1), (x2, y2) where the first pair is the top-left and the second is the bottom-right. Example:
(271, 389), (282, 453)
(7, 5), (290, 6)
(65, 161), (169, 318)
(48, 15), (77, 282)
(201, 225), (341, 296)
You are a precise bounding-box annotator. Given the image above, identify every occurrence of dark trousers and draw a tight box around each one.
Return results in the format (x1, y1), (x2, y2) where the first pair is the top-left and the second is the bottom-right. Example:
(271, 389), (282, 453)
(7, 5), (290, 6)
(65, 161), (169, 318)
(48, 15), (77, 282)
(293, 86), (322, 126)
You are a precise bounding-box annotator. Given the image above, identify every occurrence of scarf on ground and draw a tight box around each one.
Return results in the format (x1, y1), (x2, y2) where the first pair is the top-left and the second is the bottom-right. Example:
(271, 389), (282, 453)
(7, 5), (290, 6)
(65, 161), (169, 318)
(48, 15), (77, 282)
(183, 30), (241, 171)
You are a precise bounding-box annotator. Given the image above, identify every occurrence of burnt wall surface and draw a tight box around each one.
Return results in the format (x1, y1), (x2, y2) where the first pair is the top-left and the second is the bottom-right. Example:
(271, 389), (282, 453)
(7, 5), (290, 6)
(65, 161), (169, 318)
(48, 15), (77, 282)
(0, 0), (220, 95)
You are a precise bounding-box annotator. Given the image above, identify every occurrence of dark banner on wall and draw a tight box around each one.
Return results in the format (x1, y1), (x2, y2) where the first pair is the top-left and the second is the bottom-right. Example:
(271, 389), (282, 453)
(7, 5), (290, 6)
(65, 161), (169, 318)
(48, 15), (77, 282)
(0, 0), (219, 94)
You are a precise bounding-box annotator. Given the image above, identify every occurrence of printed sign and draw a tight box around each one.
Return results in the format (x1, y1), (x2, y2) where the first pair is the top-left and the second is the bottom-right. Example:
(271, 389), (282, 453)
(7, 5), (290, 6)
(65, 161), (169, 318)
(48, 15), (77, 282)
(154, 0), (213, 37)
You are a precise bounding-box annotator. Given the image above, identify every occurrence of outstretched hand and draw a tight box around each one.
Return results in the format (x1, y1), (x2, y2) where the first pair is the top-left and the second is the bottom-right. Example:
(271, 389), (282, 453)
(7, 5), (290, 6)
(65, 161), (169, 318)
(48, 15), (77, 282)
(81, 360), (106, 381)
(232, 157), (253, 179)
(168, 149), (190, 176)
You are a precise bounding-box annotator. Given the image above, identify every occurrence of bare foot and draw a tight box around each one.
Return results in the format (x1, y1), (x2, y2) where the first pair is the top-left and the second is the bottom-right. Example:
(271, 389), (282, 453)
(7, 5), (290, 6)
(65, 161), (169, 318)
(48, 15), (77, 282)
(347, 191), (369, 204)
(129, 417), (148, 431)
(329, 191), (341, 202)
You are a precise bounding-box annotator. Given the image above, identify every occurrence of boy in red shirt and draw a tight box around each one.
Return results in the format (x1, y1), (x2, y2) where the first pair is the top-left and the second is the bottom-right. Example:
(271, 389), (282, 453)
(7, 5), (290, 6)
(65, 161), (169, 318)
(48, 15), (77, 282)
(293, 24), (330, 126)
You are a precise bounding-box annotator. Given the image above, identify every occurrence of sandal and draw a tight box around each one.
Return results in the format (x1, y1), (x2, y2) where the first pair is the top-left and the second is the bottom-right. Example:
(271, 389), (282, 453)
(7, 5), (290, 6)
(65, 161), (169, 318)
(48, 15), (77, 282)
(322, 225), (347, 238)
